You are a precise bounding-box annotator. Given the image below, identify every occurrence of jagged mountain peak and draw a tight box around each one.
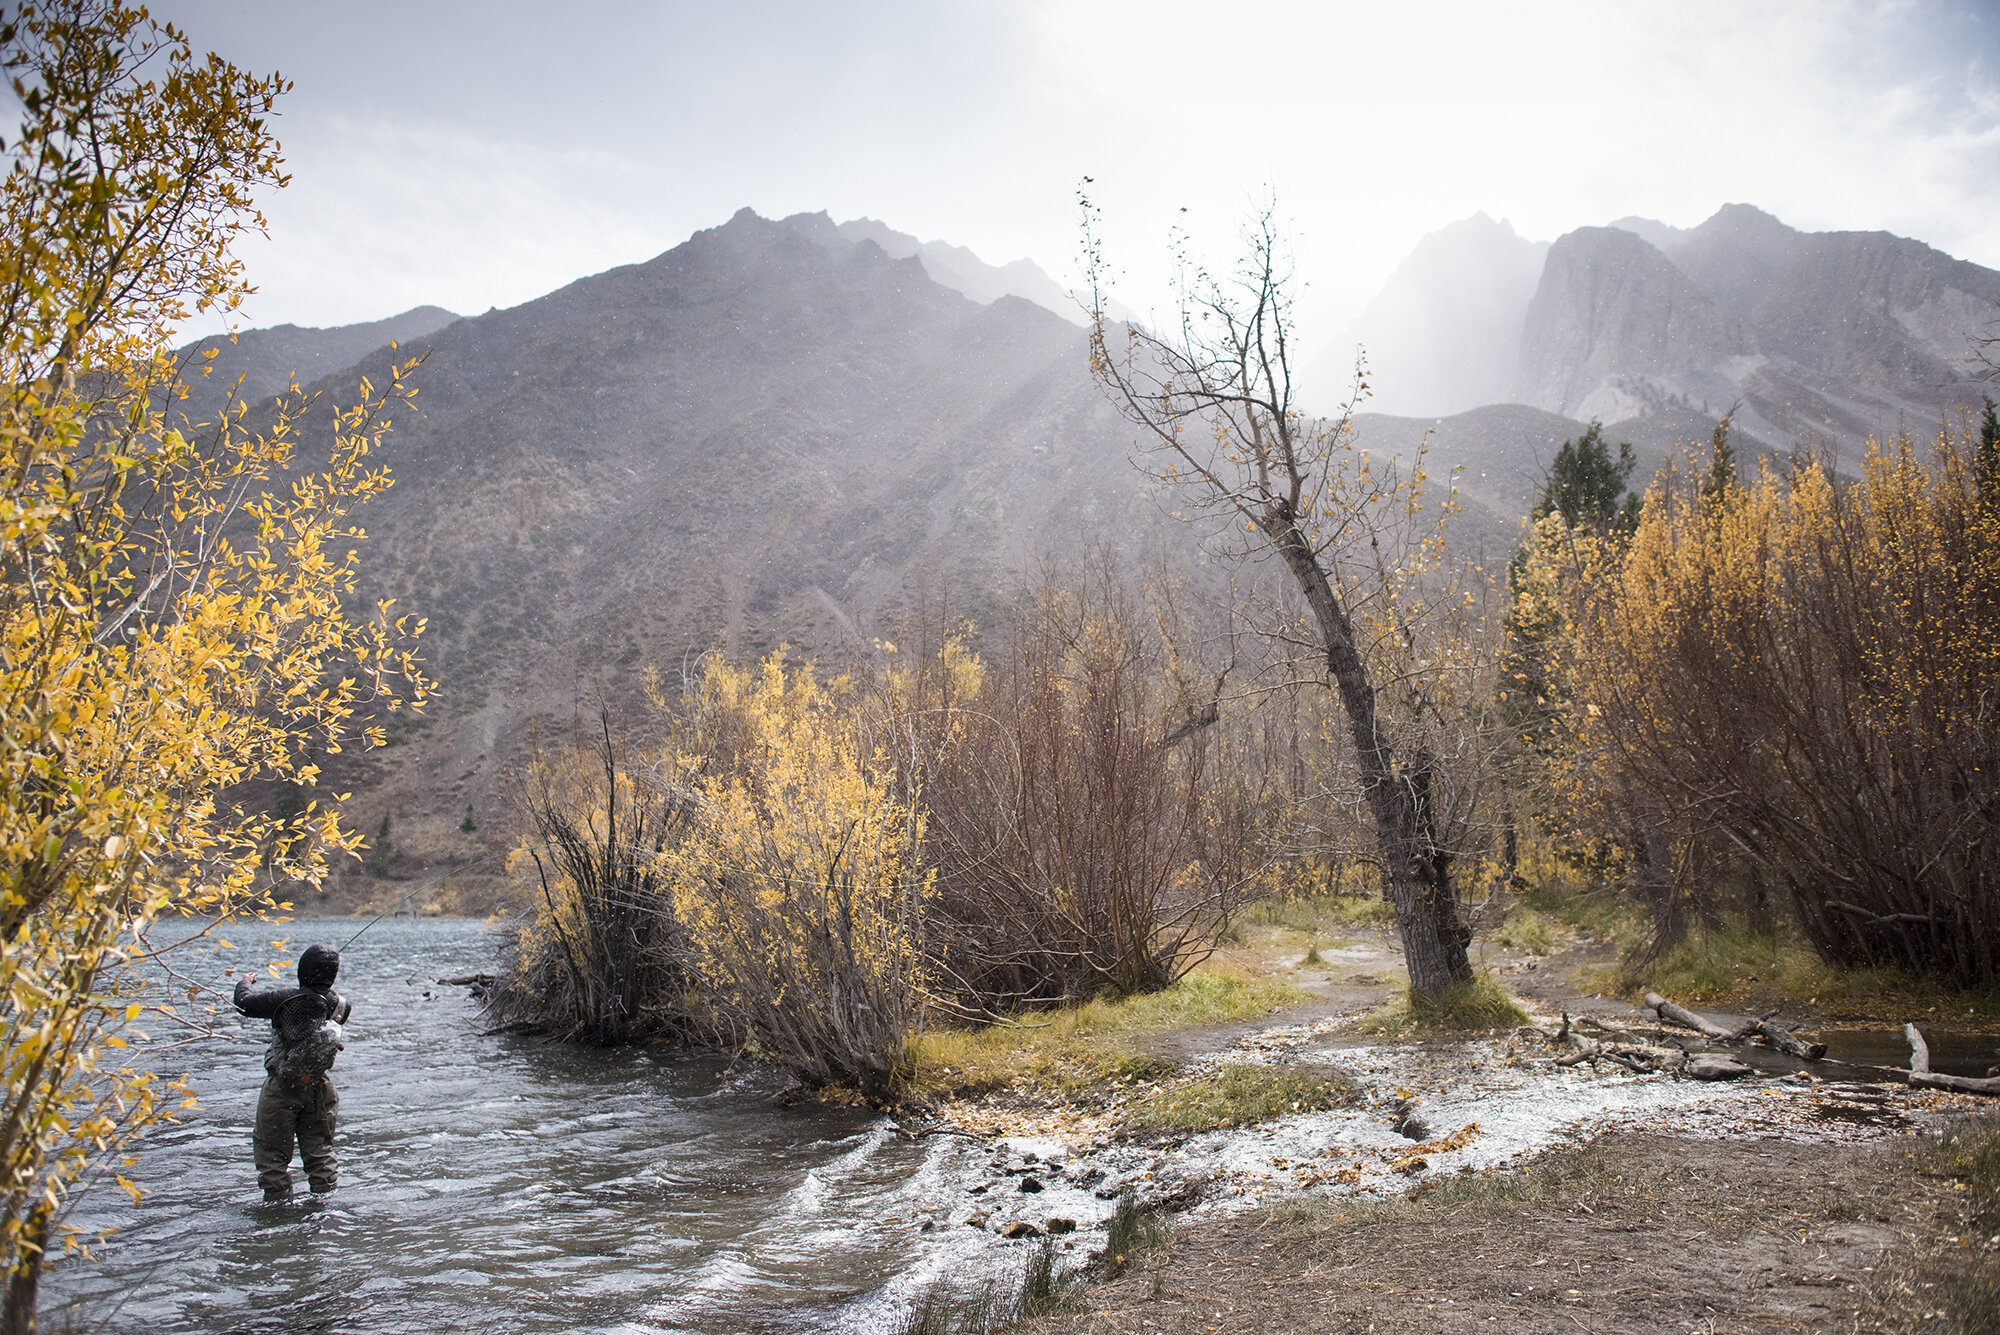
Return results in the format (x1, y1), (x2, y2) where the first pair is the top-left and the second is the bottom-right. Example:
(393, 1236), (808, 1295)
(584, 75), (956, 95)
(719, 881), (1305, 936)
(1683, 203), (1805, 271)
(821, 214), (1081, 322)
(1606, 215), (1687, 252)
(1514, 206), (1998, 447)
(1514, 225), (1750, 422)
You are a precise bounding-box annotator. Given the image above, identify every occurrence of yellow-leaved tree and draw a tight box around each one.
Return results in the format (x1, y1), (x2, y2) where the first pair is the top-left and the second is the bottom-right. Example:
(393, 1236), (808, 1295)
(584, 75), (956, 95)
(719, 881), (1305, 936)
(0, 4), (427, 1327)
(1578, 422), (1999, 984)
(668, 655), (932, 1099)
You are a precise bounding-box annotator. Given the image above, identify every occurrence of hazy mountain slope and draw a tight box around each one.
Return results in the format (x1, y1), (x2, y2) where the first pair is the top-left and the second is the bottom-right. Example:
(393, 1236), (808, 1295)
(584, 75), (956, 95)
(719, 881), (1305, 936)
(284, 209), (1164, 842)
(172, 305), (459, 428)
(1309, 214), (1548, 417)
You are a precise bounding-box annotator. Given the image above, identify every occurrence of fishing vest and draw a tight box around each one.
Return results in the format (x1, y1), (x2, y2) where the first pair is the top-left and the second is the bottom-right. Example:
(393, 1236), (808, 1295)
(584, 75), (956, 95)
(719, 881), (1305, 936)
(264, 993), (345, 1090)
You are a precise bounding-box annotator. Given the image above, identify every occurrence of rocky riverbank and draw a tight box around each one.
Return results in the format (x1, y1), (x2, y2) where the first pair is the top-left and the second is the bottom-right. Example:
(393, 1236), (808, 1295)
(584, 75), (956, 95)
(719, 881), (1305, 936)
(878, 916), (1999, 1334)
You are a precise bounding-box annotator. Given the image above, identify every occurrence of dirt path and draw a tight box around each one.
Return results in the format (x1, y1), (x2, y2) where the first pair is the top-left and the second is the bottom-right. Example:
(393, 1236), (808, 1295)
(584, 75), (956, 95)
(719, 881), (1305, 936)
(1020, 1131), (1992, 1334)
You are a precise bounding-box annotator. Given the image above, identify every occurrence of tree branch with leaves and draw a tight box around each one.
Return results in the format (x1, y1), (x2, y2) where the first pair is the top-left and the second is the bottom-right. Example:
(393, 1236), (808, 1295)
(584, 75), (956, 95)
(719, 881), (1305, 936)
(1080, 189), (1478, 1003)
(0, 5), (428, 1325)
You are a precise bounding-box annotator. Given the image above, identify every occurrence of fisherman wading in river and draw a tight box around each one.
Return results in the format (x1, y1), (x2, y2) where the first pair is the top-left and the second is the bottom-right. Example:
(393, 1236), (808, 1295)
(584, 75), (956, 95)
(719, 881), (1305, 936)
(234, 945), (352, 1201)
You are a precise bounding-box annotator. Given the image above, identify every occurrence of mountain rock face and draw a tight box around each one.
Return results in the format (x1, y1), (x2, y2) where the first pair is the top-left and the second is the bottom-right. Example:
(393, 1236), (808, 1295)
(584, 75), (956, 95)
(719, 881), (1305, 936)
(174, 305), (459, 428)
(1515, 226), (1752, 423)
(1549, 205), (2000, 447)
(1321, 204), (1997, 458)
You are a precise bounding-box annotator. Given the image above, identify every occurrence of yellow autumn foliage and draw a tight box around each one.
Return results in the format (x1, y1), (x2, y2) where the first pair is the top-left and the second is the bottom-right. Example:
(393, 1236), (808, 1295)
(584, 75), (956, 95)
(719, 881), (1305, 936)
(0, 3), (427, 1316)
(1574, 421), (1999, 982)
(667, 655), (932, 1096)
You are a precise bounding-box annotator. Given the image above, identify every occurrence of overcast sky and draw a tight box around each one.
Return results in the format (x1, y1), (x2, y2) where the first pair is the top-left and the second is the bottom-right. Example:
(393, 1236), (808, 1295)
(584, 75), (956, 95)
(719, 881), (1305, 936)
(155, 0), (2000, 341)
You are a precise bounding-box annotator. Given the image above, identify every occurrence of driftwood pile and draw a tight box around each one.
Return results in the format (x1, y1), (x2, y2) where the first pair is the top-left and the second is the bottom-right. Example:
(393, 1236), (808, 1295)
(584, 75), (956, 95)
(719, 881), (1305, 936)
(1643, 993), (1828, 1061)
(1586, 995), (1997, 1096)
(1518, 995), (1823, 1079)
(1519, 994), (2000, 1088)
(1542, 1012), (1682, 1074)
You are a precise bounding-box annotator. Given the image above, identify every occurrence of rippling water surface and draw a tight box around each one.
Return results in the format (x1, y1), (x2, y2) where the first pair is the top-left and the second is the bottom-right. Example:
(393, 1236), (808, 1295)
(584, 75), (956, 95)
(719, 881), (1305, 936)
(43, 919), (986, 1335)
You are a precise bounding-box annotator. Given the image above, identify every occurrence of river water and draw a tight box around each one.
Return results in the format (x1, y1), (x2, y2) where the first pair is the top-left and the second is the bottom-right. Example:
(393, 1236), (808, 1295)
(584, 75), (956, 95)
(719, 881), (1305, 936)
(41, 919), (1018, 1335)
(40, 919), (1991, 1333)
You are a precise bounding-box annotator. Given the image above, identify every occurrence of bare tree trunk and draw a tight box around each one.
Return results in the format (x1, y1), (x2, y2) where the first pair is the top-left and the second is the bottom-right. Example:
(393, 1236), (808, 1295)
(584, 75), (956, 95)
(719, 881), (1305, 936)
(3, 1204), (48, 1335)
(1632, 820), (1683, 951)
(1080, 197), (1477, 1004)
(1271, 516), (1472, 1001)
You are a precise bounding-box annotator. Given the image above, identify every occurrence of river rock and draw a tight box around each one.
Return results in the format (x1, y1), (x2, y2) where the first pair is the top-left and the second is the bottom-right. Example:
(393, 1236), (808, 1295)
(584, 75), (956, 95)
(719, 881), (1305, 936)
(1045, 1217), (1076, 1235)
(1018, 1176), (1044, 1194)
(1140, 1173), (1212, 1213)
(965, 1210), (990, 1230)
(1686, 1054), (1753, 1081)
(966, 1181), (990, 1195)
(1000, 1220), (1043, 1239)
(1064, 1160), (1106, 1186)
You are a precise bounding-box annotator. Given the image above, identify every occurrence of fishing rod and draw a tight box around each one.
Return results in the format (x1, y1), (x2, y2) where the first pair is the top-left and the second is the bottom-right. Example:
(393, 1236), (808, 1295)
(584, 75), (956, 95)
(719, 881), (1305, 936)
(339, 882), (436, 951)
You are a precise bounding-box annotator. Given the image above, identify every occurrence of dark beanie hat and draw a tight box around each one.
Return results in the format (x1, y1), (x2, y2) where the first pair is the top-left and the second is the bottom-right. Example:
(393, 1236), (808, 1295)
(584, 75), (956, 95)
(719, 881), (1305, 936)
(298, 944), (340, 989)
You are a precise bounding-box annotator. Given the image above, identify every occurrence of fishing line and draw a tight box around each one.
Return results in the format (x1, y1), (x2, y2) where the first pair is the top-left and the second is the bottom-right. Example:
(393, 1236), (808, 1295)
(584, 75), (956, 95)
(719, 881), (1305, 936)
(339, 883), (435, 951)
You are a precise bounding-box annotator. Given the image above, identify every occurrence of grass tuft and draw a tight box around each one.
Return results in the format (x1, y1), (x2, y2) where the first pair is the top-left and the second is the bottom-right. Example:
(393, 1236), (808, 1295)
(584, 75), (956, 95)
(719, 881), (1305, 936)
(896, 1239), (1082, 1333)
(1889, 1114), (2000, 1335)
(1101, 1192), (1170, 1277)
(1520, 884), (1647, 943)
(1015, 1236), (1083, 1319)
(1239, 893), (1395, 933)
(1493, 907), (1556, 956)
(1123, 1062), (1356, 1136)
(1352, 973), (1527, 1037)
(908, 970), (1309, 1098)
(1920, 1114), (2000, 1225)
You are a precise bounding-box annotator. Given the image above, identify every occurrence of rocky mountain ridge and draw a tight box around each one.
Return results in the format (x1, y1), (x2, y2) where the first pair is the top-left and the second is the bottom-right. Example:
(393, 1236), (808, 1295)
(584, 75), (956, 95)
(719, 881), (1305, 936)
(1315, 204), (1996, 455)
(173, 304), (459, 428)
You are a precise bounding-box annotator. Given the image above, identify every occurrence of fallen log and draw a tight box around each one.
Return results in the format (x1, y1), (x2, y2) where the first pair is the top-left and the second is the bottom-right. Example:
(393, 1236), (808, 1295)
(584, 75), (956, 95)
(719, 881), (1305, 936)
(1645, 993), (1737, 1042)
(1750, 1016), (1828, 1062)
(1904, 1022), (2000, 1096)
(1555, 1031), (1657, 1074)
(438, 972), (496, 988)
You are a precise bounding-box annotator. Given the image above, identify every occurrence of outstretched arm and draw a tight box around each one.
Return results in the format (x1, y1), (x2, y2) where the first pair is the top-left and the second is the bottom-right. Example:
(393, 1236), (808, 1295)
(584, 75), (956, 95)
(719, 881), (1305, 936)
(233, 977), (300, 1019)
